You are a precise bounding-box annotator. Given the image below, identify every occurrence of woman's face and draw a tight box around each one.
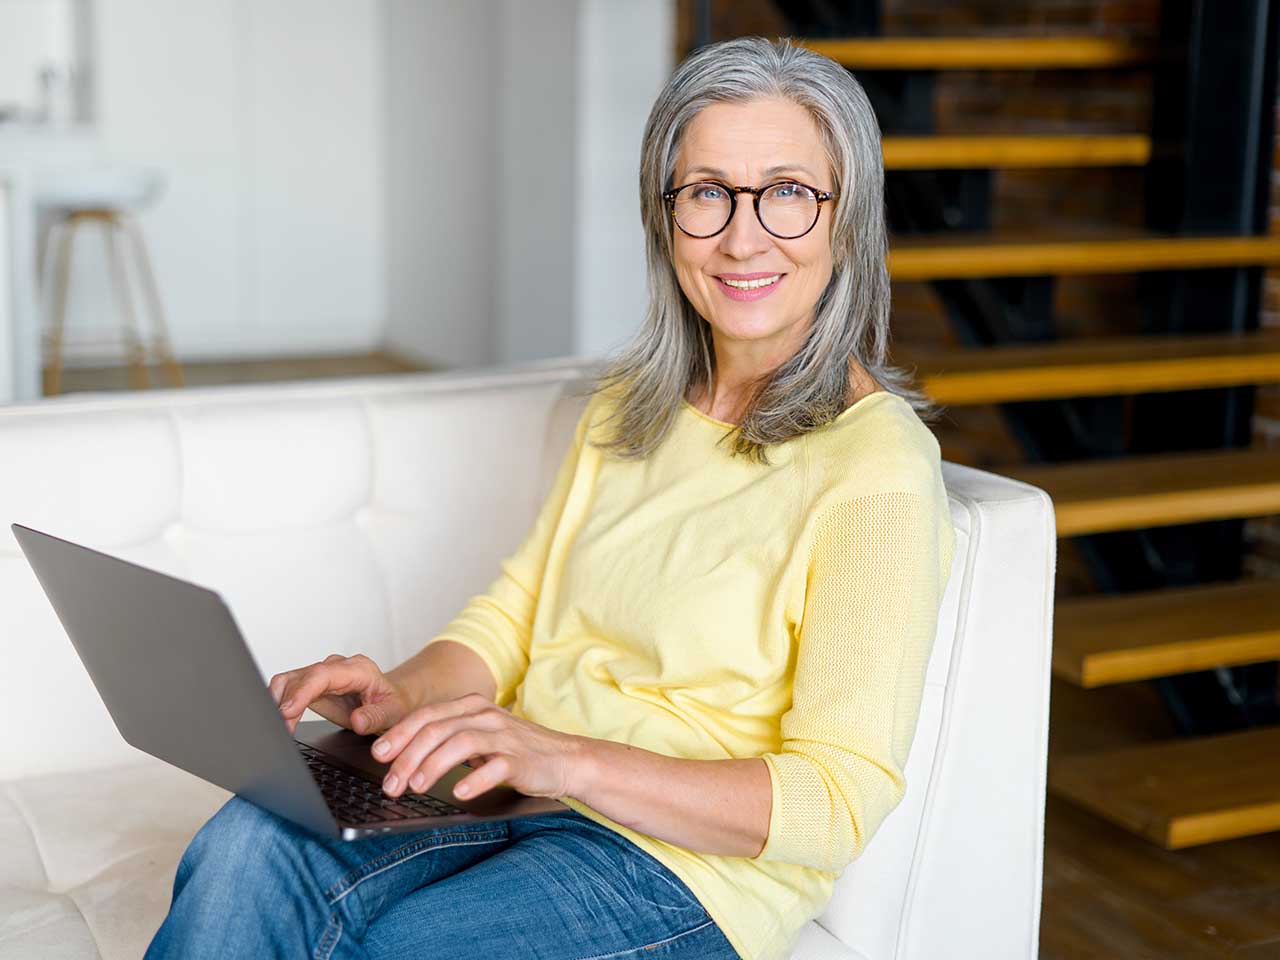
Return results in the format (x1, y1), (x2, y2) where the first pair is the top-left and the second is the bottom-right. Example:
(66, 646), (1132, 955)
(669, 96), (836, 364)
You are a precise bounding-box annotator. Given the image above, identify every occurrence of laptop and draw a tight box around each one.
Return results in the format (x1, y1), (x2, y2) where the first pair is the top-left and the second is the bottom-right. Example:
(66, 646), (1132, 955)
(11, 523), (574, 840)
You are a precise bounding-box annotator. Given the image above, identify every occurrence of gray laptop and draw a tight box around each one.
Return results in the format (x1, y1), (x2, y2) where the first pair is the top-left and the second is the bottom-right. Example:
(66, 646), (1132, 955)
(11, 523), (572, 840)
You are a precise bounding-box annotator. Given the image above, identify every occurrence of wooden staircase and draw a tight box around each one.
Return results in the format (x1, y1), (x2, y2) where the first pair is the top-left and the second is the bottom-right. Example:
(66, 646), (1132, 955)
(908, 331), (1280, 405)
(800, 35), (1156, 70)
(883, 133), (1152, 170)
(805, 27), (1280, 850)
(890, 231), (1280, 280)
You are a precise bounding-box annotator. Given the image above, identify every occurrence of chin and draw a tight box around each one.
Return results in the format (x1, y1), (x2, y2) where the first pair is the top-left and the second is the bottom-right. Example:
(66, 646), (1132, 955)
(710, 314), (787, 342)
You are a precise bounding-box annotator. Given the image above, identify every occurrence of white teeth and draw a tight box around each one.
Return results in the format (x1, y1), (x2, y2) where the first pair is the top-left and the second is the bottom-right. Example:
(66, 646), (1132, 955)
(720, 274), (781, 290)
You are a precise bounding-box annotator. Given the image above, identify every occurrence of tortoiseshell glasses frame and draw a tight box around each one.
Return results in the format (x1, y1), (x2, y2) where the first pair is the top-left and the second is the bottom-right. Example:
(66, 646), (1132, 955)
(661, 179), (839, 240)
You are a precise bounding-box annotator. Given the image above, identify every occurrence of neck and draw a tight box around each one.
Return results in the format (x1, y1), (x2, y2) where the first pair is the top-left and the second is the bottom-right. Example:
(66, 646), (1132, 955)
(693, 326), (806, 423)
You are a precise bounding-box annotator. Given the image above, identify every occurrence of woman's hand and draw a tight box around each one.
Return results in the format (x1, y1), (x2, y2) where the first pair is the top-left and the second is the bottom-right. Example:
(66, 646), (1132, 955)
(371, 693), (589, 802)
(268, 653), (414, 736)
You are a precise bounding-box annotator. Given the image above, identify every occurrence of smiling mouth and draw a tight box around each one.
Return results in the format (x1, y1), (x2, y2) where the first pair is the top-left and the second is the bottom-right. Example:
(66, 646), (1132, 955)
(716, 274), (784, 290)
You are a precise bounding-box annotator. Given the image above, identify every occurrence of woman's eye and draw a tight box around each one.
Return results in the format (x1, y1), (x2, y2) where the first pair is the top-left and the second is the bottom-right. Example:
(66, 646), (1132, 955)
(774, 182), (814, 199)
(695, 185), (723, 200)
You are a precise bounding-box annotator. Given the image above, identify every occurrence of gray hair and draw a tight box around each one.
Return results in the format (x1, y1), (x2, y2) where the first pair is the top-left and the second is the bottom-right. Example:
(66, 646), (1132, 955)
(585, 35), (943, 464)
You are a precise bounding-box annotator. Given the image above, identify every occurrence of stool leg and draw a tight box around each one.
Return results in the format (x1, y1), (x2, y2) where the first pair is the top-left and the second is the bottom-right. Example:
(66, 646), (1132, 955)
(103, 214), (151, 390)
(122, 215), (183, 388)
(36, 213), (56, 291)
(43, 217), (77, 396)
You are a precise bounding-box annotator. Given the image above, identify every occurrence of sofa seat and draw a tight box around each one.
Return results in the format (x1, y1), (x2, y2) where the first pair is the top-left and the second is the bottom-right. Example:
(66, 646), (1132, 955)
(0, 756), (230, 960)
(0, 755), (864, 960)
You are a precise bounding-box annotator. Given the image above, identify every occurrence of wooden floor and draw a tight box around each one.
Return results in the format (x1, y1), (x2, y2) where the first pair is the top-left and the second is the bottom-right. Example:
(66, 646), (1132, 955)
(1044, 677), (1280, 958)
(39, 352), (1280, 957)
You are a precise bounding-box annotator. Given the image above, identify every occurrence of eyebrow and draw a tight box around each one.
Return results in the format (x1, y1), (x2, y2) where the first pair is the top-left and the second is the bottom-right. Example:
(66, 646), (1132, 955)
(683, 164), (819, 182)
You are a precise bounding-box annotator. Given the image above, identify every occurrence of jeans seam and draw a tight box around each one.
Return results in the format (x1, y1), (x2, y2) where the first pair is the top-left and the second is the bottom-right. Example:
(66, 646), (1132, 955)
(572, 918), (719, 960)
(324, 830), (508, 905)
(313, 914), (342, 960)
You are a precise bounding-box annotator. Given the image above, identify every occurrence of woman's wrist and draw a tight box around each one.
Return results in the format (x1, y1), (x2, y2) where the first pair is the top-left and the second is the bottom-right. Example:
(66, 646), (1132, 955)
(388, 639), (499, 712)
(564, 733), (605, 802)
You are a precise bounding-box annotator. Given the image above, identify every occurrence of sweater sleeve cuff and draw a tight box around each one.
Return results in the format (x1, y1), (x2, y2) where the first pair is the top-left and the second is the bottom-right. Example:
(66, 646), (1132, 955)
(753, 752), (785, 861)
(751, 750), (880, 873)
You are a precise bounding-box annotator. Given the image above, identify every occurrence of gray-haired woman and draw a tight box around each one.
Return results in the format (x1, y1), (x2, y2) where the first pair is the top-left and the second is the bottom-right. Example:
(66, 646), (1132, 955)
(146, 35), (954, 960)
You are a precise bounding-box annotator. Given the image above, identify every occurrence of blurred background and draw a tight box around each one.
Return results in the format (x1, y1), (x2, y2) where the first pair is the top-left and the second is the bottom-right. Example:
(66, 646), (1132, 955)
(4, 2), (1280, 955)
(0, 0), (672, 402)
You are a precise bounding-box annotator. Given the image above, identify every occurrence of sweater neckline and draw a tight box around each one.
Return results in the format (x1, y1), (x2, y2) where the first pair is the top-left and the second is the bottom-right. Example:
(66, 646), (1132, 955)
(680, 389), (893, 430)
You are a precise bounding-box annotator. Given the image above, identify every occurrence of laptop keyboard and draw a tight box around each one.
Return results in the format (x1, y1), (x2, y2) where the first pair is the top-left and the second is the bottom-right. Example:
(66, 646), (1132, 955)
(296, 741), (468, 824)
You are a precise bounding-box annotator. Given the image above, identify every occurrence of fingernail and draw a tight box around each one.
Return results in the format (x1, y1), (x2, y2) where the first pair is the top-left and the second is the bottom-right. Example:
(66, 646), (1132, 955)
(280, 698), (293, 711)
(409, 773), (425, 791)
(373, 740), (389, 756)
(383, 774), (399, 792)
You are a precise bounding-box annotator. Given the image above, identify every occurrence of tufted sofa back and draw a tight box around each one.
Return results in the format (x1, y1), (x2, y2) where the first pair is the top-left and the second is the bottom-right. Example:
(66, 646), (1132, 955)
(1, 360), (594, 778)
(0, 359), (1053, 960)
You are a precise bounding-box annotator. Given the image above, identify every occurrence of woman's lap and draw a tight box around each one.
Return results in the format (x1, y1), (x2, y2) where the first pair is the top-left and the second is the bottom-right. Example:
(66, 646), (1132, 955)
(145, 794), (739, 960)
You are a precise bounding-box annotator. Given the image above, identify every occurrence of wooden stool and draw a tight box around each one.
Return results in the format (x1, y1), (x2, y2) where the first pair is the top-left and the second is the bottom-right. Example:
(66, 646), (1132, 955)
(38, 179), (184, 395)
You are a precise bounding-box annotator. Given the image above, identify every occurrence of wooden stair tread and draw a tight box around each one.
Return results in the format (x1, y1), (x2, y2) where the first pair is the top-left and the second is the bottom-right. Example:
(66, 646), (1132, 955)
(997, 447), (1280, 536)
(1054, 579), (1280, 687)
(1048, 725), (1280, 848)
(888, 230), (1280, 279)
(903, 331), (1280, 405)
(883, 133), (1151, 169)
(800, 35), (1155, 70)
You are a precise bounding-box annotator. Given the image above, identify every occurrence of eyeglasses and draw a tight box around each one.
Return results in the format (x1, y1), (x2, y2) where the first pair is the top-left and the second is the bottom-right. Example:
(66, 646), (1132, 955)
(661, 179), (838, 240)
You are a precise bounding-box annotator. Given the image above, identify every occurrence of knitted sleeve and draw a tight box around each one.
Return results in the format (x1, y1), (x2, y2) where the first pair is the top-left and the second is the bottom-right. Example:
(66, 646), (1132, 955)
(421, 399), (593, 708)
(753, 489), (952, 873)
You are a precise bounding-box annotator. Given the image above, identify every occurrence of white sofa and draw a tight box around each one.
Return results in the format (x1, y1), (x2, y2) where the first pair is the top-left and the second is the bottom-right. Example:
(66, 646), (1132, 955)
(0, 358), (1056, 960)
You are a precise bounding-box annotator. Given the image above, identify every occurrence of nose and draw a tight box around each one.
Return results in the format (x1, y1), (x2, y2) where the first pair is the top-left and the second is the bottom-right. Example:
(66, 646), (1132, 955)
(718, 192), (773, 261)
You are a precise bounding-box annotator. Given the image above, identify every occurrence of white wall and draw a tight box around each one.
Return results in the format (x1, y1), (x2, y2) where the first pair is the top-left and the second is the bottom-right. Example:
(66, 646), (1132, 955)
(574, 0), (674, 358)
(383, 0), (498, 369)
(494, 0), (577, 365)
(385, 0), (673, 369)
(58, 0), (386, 362)
(0, 181), (12, 399)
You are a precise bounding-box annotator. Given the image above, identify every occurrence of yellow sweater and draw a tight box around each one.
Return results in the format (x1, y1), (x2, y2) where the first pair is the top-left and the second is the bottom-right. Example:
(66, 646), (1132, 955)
(424, 385), (956, 960)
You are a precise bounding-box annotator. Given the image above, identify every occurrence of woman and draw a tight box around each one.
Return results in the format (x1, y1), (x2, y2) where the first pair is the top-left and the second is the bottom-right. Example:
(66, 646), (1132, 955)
(146, 35), (955, 960)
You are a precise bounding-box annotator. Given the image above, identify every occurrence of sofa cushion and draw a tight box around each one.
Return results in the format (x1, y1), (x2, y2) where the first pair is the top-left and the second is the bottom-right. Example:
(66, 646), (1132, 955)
(0, 757), (230, 960)
(0, 370), (590, 779)
(0, 756), (861, 960)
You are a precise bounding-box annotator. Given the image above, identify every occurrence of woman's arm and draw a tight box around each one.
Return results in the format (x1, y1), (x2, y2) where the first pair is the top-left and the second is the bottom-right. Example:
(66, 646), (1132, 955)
(374, 485), (951, 866)
(368, 692), (774, 857)
(571, 741), (773, 858)
(402, 395), (597, 710)
(575, 487), (951, 866)
(387, 639), (497, 709)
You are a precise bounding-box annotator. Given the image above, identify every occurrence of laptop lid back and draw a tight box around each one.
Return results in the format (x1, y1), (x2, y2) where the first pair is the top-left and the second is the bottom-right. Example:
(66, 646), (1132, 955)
(11, 523), (336, 837)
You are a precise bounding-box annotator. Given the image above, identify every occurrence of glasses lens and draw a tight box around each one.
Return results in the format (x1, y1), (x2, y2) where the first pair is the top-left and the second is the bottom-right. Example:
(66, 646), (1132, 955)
(672, 182), (732, 237)
(759, 182), (820, 238)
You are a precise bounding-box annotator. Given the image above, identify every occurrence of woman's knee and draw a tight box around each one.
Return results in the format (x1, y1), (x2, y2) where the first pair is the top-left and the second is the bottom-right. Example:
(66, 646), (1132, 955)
(178, 795), (304, 891)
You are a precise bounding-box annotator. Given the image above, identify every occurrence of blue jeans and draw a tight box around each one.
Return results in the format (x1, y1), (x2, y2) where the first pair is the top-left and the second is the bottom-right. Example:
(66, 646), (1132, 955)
(145, 794), (741, 959)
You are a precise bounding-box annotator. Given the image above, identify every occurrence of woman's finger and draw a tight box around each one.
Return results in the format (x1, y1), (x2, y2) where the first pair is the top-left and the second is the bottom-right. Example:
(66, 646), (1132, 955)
(382, 710), (505, 796)
(371, 693), (495, 763)
(451, 754), (511, 800)
(278, 658), (373, 720)
(268, 669), (302, 705)
(394, 727), (497, 798)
